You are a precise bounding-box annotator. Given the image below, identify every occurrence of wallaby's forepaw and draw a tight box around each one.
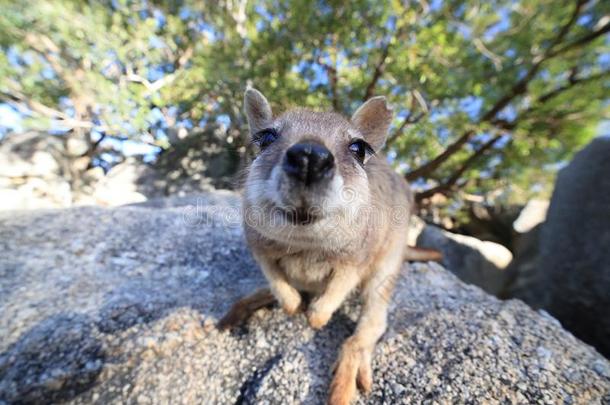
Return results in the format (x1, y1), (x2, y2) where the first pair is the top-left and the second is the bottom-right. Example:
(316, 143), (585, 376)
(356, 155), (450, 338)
(279, 288), (302, 316)
(307, 307), (332, 329)
(328, 339), (373, 405)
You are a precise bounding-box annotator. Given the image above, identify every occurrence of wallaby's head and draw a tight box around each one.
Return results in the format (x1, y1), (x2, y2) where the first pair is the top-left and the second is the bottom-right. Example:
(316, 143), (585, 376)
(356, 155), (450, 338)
(243, 87), (392, 240)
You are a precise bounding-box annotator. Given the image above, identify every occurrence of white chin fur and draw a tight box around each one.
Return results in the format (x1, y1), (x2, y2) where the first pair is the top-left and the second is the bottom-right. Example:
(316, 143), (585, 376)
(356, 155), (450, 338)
(245, 165), (370, 249)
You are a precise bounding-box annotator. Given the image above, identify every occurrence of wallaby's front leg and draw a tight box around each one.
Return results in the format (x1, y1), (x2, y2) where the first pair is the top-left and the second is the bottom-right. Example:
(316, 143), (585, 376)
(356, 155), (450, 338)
(307, 266), (361, 329)
(328, 250), (403, 405)
(328, 282), (393, 405)
(255, 253), (303, 315)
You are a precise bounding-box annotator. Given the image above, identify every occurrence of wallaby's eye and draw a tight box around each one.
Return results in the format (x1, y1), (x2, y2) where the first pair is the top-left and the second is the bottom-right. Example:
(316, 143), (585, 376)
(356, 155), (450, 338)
(348, 139), (374, 163)
(254, 128), (279, 149)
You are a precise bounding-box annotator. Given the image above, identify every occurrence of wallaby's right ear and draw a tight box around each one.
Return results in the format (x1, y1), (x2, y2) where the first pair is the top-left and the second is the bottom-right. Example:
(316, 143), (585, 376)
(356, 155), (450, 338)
(244, 88), (272, 133)
(350, 96), (393, 152)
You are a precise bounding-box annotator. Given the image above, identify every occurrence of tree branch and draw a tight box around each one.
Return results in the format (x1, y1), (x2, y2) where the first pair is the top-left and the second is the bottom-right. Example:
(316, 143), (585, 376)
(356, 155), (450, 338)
(546, 18), (610, 59)
(405, 0), (588, 182)
(489, 69), (610, 130)
(386, 111), (426, 145)
(415, 134), (503, 201)
(80, 132), (107, 158)
(387, 90), (429, 145)
(128, 46), (193, 96)
(538, 69), (610, 103)
(1, 90), (67, 120)
(23, 33), (85, 93)
(316, 55), (339, 111)
(405, 130), (474, 181)
(0, 90), (118, 133)
(363, 43), (391, 101)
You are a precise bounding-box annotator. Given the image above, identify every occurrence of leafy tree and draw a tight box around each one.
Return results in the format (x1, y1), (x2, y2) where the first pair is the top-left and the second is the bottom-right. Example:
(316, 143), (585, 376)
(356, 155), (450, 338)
(1, 0), (608, 210)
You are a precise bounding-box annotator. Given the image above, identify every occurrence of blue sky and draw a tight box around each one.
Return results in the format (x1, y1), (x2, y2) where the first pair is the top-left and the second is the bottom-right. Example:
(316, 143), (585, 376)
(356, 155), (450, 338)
(0, 104), (22, 134)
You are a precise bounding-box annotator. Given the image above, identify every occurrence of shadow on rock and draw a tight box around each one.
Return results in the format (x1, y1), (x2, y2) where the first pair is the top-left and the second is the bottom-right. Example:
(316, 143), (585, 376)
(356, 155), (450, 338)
(302, 312), (356, 405)
(235, 353), (284, 405)
(0, 313), (105, 404)
(96, 292), (180, 335)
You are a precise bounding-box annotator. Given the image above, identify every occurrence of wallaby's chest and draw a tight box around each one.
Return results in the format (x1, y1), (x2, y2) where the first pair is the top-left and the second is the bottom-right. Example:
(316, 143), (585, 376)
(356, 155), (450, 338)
(277, 252), (333, 294)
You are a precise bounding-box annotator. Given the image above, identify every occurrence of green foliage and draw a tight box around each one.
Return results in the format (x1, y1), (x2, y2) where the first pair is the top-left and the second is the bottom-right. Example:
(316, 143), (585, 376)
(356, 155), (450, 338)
(0, 0), (608, 206)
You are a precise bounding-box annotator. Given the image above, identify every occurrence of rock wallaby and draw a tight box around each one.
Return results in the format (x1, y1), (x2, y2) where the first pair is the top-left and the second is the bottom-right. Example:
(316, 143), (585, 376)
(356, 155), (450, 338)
(219, 88), (441, 405)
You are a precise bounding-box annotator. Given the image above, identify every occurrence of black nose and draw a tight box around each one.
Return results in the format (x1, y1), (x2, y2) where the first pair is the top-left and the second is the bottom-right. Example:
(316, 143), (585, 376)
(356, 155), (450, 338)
(283, 142), (335, 185)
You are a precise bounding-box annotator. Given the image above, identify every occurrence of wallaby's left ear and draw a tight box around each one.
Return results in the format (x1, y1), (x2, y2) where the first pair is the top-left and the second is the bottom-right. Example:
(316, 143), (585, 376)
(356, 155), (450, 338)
(350, 96), (393, 152)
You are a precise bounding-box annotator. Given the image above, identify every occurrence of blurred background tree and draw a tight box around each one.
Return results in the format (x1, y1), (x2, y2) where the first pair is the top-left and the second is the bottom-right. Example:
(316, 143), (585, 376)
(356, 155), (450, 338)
(1, 0), (608, 221)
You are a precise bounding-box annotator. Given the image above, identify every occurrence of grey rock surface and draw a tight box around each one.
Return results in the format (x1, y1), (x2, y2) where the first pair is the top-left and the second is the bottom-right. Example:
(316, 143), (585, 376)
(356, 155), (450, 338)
(1, 192), (608, 404)
(416, 224), (513, 296)
(511, 137), (610, 357)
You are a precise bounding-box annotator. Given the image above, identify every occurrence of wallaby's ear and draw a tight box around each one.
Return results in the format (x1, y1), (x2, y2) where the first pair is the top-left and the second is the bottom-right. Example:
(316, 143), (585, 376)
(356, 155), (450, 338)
(350, 96), (393, 152)
(244, 87), (272, 133)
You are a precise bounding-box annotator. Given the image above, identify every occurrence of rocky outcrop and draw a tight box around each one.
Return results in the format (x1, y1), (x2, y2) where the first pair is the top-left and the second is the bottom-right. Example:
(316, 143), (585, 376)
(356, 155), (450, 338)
(86, 158), (155, 206)
(501, 199), (549, 299)
(0, 130), (241, 210)
(0, 132), (72, 209)
(0, 192), (608, 404)
(151, 125), (241, 194)
(416, 224), (513, 296)
(510, 137), (610, 357)
(0, 133), (155, 209)
(512, 199), (549, 234)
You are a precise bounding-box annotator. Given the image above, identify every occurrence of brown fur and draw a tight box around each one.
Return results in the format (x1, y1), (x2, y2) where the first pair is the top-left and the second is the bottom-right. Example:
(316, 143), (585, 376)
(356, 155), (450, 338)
(404, 246), (443, 262)
(219, 89), (436, 404)
(217, 288), (276, 330)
